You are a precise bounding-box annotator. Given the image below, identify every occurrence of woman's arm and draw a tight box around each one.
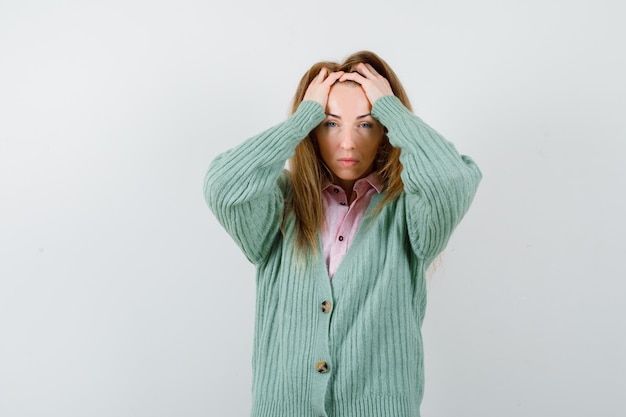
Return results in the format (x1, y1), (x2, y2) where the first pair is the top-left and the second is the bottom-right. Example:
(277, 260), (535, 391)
(204, 101), (326, 265)
(341, 63), (481, 259)
(372, 95), (482, 259)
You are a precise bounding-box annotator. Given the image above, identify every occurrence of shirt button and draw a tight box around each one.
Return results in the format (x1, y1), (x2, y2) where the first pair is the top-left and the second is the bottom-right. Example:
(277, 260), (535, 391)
(338, 236), (344, 241)
(316, 361), (329, 373)
(333, 188), (339, 193)
(321, 301), (332, 314)
(340, 202), (346, 206)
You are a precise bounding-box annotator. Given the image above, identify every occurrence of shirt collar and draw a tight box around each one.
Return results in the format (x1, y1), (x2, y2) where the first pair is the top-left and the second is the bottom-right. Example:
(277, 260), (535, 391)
(322, 172), (384, 194)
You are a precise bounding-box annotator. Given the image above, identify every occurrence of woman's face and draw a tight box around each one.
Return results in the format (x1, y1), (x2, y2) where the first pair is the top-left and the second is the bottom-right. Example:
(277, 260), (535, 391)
(314, 82), (385, 190)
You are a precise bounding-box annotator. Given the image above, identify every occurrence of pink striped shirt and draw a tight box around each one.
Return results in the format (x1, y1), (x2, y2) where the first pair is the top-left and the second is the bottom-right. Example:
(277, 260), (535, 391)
(321, 173), (384, 279)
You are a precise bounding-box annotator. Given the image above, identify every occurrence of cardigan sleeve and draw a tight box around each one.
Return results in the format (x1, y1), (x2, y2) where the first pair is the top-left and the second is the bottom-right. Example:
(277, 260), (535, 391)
(203, 100), (327, 265)
(371, 95), (482, 260)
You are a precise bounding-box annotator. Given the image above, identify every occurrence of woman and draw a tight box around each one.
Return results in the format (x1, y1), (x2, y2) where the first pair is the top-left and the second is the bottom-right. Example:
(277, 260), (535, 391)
(204, 51), (481, 417)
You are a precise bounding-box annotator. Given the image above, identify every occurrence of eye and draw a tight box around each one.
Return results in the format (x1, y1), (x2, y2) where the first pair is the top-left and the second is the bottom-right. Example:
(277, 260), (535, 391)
(359, 122), (373, 129)
(325, 121), (338, 128)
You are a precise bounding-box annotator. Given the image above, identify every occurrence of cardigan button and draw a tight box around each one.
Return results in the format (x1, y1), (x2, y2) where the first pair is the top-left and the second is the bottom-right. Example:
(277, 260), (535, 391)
(321, 301), (332, 314)
(316, 361), (329, 374)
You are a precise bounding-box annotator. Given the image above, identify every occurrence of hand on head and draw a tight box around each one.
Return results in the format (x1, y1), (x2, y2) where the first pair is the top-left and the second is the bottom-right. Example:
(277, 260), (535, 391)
(339, 63), (394, 105)
(303, 63), (393, 109)
(302, 68), (345, 108)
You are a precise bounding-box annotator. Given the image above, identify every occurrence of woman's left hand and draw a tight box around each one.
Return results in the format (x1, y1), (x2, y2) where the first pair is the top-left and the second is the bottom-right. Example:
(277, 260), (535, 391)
(339, 63), (394, 105)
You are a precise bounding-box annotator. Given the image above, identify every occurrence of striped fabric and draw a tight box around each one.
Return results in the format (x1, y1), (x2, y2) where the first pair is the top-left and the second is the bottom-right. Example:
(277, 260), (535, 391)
(204, 96), (481, 417)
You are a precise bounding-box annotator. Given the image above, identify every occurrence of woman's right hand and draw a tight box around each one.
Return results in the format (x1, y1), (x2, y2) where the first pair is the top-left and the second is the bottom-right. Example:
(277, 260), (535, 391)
(302, 68), (344, 108)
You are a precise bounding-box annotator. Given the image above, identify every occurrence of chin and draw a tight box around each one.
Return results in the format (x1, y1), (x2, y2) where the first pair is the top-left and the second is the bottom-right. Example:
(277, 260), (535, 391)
(334, 171), (362, 181)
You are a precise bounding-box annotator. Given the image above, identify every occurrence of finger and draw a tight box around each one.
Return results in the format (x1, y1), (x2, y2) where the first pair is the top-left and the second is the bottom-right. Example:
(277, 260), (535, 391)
(315, 67), (329, 82)
(339, 71), (367, 83)
(358, 63), (383, 80)
(364, 63), (382, 78)
(355, 63), (373, 77)
(324, 71), (345, 85)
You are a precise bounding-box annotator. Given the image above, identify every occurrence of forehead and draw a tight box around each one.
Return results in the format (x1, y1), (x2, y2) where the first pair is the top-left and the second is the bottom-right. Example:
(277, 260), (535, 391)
(326, 82), (372, 115)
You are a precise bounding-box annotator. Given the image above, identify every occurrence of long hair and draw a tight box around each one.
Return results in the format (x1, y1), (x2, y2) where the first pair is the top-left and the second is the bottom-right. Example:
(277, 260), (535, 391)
(285, 51), (413, 257)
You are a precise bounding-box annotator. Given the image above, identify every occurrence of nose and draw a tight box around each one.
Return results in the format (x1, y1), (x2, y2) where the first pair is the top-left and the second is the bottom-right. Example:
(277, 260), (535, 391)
(340, 128), (356, 150)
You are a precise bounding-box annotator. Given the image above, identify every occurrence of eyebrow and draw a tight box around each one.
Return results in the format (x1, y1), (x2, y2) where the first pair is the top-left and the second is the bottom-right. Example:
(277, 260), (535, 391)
(326, 113), (372, 119)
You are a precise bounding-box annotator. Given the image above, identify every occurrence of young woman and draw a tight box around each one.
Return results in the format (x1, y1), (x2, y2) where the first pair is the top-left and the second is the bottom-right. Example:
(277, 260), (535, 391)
(204, 51), (481, 417)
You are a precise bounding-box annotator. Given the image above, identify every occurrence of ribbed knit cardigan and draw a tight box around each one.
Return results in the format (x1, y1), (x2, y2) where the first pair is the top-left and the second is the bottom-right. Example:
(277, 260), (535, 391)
(204, 96), (482, 417)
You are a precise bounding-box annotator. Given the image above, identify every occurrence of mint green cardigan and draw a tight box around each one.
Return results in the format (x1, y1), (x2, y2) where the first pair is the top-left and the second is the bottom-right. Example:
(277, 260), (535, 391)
(204, 96), (481, 417)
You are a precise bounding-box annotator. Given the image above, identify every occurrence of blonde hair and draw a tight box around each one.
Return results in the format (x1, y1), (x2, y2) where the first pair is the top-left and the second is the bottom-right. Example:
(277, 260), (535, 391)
(285, 51), (413, 257)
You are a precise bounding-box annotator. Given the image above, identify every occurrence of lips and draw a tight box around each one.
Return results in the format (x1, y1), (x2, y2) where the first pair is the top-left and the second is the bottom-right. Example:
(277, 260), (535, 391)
(338, 158), (359, 167)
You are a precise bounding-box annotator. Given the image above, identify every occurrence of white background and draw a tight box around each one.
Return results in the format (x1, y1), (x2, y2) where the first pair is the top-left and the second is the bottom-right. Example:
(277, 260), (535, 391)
(1, 0), (624, 416)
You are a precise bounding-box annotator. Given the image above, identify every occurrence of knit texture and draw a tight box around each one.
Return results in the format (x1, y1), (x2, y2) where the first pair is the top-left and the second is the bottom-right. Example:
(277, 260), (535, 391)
(204, 96), (482, 417)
